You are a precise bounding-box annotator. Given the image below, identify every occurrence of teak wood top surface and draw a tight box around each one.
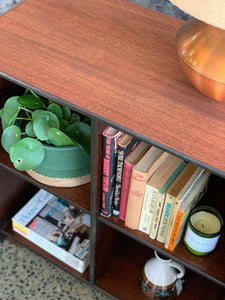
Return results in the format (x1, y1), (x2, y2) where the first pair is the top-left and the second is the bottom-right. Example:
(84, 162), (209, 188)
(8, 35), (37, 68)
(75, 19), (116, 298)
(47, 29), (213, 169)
(0, 0), (225, 175)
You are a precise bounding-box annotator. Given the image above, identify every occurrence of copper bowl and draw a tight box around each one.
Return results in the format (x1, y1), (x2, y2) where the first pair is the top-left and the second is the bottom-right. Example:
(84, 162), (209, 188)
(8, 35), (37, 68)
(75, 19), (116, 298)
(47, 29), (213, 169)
(176, 18), (225, 102)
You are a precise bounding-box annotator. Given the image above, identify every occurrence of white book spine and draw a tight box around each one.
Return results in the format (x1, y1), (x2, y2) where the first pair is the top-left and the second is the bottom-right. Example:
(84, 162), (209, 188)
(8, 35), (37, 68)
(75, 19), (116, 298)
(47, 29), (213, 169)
(138, 186), (157, 234)
(156, 194), (175, 243)
(149, 192), (165, 239)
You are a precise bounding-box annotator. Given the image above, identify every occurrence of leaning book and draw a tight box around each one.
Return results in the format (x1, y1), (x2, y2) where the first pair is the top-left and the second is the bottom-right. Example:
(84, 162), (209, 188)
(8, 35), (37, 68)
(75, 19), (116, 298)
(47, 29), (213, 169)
(101, 126), (123, 217)
(12, 189), (90, 273)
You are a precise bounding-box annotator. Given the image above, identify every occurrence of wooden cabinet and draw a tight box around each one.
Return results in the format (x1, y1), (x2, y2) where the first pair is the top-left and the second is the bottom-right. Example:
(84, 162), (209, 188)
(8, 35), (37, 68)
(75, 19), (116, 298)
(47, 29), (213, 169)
(0, 0), (224, 299)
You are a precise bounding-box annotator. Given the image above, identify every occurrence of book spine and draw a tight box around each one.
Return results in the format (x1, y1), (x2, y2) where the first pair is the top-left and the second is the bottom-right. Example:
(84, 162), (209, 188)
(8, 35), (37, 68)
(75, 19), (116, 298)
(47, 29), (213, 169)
(113, 139), (137, 215)
(167, 173), (210, 251)
(167, 210), (184, 251)
(149, 192), (165, 239)
(138, 186), (158, 234)
(125, 169), (147, 230)
(119, 161), (134, 221)
(12, 224), (89, 273)
(101, 134), (121, 217)
(164, 199), (180, 248)
(113, 147), (125, 215)
(156, 194), (175, 243)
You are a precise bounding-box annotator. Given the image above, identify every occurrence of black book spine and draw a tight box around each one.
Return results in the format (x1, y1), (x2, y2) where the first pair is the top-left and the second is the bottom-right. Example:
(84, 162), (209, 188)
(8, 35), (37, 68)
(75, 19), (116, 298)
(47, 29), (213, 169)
(101, 134), (120, 217)
(113, 139), (138, 215)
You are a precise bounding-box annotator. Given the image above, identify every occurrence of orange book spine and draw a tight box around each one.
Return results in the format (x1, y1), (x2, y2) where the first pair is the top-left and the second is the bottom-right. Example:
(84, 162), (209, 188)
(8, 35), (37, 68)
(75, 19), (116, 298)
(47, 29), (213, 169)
(168, 210), (184, 251)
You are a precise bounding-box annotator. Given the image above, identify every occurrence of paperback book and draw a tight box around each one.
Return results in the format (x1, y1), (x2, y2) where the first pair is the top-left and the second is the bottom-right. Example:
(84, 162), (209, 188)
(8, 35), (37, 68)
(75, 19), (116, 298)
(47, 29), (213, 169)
(164, 166), (205, 249)
(119, 141), (150, 221)
(113, 134), (138, 215)
(101, 126), (123, 217)
(125, 146), (169, 230)
(147, 156), (187, 239)
(167, 170), (211, 251)
(12, 189), (90, 273)
(157, 163), (199, 244)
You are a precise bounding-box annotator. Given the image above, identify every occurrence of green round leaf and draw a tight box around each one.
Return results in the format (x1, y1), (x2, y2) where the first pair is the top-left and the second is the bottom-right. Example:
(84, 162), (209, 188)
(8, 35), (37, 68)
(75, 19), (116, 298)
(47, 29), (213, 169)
(65, 121), (91, 154)
(70, 113), (80, 123)
(33, 111), (60, 141)
(4, 96), (20, 125)
(47, 128), (76, 146)
(47, 103), (63, 119)
(25, 121), (36, 137)
(0, 107), (4, 119)
(61, 106), (71, 121)
(83, 116), (91, 126)
(59, 118), (69, 130)
(1, 114), (8, 131)
(9, 137), (45, 171)
(1, 125), (21, 153)
(32, 109), (44, 120)
(17, 94), (45, 109)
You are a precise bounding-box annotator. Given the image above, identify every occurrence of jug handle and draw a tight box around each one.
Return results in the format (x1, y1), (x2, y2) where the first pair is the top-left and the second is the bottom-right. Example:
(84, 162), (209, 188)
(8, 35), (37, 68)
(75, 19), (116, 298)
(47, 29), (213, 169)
(169, 261), (185, 279)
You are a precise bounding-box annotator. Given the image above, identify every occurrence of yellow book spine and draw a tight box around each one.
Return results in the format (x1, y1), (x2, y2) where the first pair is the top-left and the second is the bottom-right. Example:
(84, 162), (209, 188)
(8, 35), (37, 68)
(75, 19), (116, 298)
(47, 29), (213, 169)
(12, 221), (28, 235)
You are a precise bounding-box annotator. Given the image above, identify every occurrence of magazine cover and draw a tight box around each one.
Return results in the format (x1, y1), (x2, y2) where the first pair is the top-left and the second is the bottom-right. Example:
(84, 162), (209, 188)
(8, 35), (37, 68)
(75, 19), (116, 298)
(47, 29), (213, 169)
(12, 189), (90, 273)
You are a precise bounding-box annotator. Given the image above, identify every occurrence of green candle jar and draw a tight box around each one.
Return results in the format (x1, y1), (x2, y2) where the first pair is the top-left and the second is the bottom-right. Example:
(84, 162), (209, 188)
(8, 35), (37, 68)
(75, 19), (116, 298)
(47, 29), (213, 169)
(184, 206), (223, 256)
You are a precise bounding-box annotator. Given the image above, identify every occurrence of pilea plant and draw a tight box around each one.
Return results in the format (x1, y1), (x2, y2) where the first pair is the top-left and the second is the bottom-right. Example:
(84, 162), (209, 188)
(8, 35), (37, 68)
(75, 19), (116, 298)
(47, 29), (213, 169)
(0, 90), (91, 171)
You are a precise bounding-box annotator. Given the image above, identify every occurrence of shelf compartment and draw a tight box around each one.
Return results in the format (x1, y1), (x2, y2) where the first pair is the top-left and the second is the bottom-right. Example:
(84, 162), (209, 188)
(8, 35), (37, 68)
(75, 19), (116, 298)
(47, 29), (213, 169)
(0, 167), (91, 281)
(99, 214), (225, 288)
(0, 147), (91, 213)
(2, 223), (89, 282)
(94, 225), (225, 300)
(0, 166), (38, 233)
(0, 78), (91, 213)
(98, 174), (225, 288)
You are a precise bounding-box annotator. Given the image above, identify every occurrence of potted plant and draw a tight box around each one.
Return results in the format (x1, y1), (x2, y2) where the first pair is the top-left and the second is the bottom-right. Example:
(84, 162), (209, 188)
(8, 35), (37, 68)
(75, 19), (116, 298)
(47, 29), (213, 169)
(0, 89), (91, 187)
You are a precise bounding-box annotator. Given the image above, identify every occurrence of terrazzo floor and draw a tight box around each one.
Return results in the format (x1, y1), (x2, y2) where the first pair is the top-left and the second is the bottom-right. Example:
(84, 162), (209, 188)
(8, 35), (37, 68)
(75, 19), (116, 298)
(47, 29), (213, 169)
(0, 238), (110, 300)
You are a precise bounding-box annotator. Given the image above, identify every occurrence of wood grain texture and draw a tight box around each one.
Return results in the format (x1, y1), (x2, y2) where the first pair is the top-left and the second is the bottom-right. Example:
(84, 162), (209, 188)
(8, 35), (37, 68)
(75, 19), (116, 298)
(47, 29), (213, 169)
(0, 0), (225, 175)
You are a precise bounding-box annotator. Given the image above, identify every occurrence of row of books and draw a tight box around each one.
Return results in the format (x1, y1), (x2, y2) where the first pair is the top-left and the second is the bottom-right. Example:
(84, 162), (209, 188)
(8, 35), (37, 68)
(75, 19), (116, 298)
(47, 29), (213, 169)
(100, 126), (211, 251)
(12, 189), (90, 273)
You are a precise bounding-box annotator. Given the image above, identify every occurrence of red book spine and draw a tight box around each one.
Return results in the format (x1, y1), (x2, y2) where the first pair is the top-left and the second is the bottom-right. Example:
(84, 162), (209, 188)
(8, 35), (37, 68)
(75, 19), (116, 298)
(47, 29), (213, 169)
(119, 160), (134, 221)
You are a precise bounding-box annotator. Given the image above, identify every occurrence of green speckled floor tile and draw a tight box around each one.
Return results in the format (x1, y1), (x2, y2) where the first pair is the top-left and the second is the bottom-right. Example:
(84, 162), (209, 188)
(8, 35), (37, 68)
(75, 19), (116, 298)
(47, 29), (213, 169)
(0, 239), (111, 300)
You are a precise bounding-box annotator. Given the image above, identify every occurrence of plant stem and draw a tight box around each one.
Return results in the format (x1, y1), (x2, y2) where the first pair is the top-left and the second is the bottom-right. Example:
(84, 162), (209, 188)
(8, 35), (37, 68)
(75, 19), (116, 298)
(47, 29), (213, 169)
(21, 107), (33, 114)
(8, 108), (20, 126)
(16, 117), (31, 121)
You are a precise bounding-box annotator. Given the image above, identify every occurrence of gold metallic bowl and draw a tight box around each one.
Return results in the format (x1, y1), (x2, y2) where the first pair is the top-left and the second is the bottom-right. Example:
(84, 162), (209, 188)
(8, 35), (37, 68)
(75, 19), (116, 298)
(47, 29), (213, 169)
(176, 18), (225, 102)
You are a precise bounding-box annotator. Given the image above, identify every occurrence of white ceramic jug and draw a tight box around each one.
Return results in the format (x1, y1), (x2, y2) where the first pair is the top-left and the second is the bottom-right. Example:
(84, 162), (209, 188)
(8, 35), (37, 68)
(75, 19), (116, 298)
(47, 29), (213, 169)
(139, 251), (185, 299)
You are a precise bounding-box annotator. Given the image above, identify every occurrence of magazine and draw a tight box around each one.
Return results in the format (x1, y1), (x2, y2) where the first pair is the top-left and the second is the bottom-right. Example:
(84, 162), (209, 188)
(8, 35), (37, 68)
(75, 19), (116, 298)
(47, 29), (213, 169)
(12, 189), (90, 273)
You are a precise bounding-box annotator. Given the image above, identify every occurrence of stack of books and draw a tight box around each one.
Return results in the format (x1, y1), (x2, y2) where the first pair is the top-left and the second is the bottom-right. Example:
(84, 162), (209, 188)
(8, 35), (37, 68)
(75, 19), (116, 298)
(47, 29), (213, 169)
(12, 189), (90, 273)
(100, 127), (211, 251)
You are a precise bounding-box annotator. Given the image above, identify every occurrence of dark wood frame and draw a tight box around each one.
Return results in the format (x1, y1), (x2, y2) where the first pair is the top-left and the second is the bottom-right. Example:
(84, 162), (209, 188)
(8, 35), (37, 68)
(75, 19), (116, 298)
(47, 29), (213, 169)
(0, 0), (224, 299)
